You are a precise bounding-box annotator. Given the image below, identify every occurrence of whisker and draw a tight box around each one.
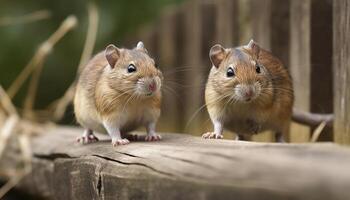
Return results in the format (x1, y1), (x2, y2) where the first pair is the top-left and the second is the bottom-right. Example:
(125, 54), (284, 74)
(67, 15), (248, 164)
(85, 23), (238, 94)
(185, 93), (232, 130)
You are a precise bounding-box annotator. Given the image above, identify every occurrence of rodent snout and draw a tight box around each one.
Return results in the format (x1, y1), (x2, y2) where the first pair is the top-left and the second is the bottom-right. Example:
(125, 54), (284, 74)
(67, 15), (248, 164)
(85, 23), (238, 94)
(137, 77), (161, 96)
(235, 84), (259, 102)
(148, 81), (156, 92)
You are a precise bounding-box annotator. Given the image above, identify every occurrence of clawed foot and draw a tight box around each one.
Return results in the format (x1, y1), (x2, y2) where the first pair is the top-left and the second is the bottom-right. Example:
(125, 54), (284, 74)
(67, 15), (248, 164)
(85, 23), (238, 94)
(76, 134), (99, 144)
(145, 134), (162, 142)
(112, 138), (130, 146)
(202, 132), (223, 139)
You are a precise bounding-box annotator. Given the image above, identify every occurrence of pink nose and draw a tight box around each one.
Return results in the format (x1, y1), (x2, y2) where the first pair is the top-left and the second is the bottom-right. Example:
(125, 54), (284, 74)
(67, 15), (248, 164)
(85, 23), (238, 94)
(245, 89), (253, 97)
(149, 82), (156, 92)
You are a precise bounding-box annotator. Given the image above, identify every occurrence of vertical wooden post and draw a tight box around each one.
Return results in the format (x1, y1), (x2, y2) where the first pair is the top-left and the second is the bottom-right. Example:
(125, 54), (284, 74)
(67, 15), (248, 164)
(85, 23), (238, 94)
(290, 0), (334, 142)
(250, 0), (291, 66)
(216, 0), (239, 46)
(200, 1), (218, 134)
(138, 26), (158, 61)
(250, 0), (272, 50)
(333, 0), (350, 144)
(270, 0), (291, 68)
(183, 0), (203, 134)
(157, 8), (179, 132)
(237, 0), (251, 44)
(289, 0), (312, 142)
(310, 0), (333, 141)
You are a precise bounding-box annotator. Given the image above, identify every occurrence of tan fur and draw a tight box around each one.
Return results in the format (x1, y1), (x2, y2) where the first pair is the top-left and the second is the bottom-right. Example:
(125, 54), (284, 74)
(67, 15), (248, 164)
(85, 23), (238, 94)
(74, 47), (162, 135)
(205, 43), (294, 139)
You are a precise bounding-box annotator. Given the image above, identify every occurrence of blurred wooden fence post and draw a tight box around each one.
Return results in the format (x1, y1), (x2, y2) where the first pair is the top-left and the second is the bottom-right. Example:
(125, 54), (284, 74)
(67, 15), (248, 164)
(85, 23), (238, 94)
(250, 0), (271, 50)
(333, 0), (350, 145)
(216, 0), (239, 46)
(138, 27), (158, 61)
(270, 0), (290, 67)
(290, 0), (311, 142)
(310, 0), (333, 141)
(158, 8), (179, 132)
(183, 0), (203, 134)
(290, 0), (334, 142)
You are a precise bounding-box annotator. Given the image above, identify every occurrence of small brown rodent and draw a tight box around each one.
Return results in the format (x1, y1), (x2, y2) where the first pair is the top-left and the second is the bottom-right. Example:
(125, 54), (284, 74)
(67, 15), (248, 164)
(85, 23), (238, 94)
(74, 41), (162, 146)
(202, 40), (294, 142)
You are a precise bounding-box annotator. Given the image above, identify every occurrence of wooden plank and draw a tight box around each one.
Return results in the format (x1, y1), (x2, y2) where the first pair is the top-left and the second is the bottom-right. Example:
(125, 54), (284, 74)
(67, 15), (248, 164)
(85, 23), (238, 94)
(333, 0), (350, 144)
(289, 0), (312, 142)
(167, 5), (188, 133)
(215, 0), (239, 46)
(250, 0), (272, 50)
(183, 0), (203, 134)
(15, 126), (350, 200)
(138, 25), (159, 60)
(310, 0), (333, 141)
(200, 1), (217, 135)
(270, 0), (291, 68)
(157, 8), (180, 133)
(238, 0), (252, 44)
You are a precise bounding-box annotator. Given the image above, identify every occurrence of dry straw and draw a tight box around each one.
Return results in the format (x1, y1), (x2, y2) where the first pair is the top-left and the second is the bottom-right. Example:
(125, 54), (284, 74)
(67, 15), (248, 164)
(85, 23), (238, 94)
(52, 2), (99, 121)
(6, 15), (77, 100)
(0, 10), (51, 26)
(0, 13), (78, 198)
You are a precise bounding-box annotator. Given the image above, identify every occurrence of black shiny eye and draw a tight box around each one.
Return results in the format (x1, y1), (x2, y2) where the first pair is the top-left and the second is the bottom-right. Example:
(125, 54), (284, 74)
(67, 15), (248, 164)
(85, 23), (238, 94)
(154, 63), (159, 69)
(255, 63), (261, 74)
(127, 64), (136, 73)
(226, 67), (235, 77)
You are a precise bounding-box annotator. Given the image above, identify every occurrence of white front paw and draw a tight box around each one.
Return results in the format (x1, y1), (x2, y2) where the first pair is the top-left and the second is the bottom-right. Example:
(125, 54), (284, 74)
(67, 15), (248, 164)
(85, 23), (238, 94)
(112, 138), (130, 146)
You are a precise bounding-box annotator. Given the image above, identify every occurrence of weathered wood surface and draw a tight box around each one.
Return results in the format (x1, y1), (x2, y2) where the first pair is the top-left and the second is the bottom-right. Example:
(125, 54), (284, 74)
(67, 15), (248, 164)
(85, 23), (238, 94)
(290, 0), (311, 142)
(333, 0), (350, 144)
(17, 126), (350, 200)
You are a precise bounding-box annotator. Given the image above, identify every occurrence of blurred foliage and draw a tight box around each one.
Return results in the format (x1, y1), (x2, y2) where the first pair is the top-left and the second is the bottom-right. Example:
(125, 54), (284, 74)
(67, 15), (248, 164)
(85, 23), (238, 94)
(0, 0), (183, 123)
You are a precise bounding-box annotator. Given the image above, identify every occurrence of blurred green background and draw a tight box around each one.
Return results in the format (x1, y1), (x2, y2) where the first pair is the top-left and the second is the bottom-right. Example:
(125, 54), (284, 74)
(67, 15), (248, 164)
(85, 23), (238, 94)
(0, 0), (183, 124)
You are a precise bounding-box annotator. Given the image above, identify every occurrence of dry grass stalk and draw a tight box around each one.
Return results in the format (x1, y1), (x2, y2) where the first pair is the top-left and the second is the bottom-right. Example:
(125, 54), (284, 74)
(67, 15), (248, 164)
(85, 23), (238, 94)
(0, 86), (18, 116)
(0, 10), (51, 26)
(0, 85), (20, 158)
(18, 133), (32, 172)
(52, 3), (99, 121)
(22, 60), (45, 120)
(0, 16), (77, 197)
(77, 3), (99, 74)
(0, 115), (19, 159)
(310, 121), (327, 142)
(7, 15), (78, 100)
(0, 130), (34, 200)
(0, 169), (27, 198)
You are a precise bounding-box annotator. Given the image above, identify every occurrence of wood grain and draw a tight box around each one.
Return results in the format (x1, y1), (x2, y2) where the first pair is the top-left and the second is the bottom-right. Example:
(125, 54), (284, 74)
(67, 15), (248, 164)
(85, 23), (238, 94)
(333, 0), (350, 144)
(289, 0), (312, 142)
(17, 126), (350, 200)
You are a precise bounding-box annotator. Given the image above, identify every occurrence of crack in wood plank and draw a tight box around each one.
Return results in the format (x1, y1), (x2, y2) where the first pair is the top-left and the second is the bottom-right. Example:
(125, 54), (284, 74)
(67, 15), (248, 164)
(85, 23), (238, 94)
(91, 154), (176, 178)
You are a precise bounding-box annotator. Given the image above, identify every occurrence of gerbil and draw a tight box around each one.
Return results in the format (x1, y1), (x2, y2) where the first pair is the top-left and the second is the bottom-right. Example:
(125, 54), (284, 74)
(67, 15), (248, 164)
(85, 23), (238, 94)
(74, 41), (162, 146)
(202, 40), (294, 142)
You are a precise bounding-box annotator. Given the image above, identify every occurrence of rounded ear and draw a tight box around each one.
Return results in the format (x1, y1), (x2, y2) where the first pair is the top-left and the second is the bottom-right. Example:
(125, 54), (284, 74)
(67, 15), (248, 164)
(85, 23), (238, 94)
(209, 44), (227, 68)
(105, 44), (120, 68)
(244, 39), (260, 59)
(136, 41), (148, 53)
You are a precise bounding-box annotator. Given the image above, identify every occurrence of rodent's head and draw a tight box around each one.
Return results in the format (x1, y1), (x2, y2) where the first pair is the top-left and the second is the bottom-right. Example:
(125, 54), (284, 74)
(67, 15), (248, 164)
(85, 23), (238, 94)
(105, 41), (162, 97)
(208, 40), (272, 103)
